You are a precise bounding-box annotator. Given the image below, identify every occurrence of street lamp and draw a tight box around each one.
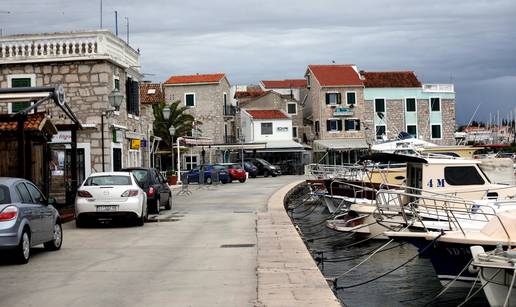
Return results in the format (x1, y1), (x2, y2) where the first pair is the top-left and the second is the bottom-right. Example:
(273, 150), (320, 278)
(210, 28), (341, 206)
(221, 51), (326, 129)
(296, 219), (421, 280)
(168, 125), (176, 176)
(239, 135), (245, 169)
(162, 106), (171, 121)
(101, 90), (124, 172)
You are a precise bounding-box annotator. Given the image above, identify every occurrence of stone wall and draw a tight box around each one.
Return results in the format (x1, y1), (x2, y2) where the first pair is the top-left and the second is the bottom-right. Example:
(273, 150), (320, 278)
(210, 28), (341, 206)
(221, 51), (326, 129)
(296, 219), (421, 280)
(0, 60), (154, 173)
(163, 79), (229, 144)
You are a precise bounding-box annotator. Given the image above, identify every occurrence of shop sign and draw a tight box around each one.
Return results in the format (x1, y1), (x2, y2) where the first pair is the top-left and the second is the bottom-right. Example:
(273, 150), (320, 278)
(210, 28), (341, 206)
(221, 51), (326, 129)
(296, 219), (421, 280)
(112, 130), (124, 143)
(141, 139), (147, 148)
(50, 130), (72, 143)
(277, 127), (289, 132)
(130, 139), (141, 150)
(333, 107), (354, 117)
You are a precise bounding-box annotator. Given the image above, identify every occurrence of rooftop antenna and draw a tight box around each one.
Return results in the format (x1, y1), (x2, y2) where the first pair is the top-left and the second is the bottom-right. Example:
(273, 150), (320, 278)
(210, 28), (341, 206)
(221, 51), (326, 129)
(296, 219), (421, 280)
(100, 0), (103, 28)
(114, 10), (118, 36)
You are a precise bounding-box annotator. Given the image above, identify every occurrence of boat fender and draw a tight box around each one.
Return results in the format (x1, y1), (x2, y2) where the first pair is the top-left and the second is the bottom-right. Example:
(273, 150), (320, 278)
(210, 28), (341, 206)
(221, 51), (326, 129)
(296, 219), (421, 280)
(467, 263), (479, 275)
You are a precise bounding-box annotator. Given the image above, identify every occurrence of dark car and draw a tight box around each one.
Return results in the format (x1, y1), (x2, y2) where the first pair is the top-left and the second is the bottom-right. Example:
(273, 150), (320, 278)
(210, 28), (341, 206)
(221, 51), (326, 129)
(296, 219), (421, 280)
(244, 158), (281, 177)
(217, 163), (247, 183)
(121, 167), (172, 214)
(185, 164), (230, 184)
(0, 177), (62, 264)
(242, 161), (258, 178)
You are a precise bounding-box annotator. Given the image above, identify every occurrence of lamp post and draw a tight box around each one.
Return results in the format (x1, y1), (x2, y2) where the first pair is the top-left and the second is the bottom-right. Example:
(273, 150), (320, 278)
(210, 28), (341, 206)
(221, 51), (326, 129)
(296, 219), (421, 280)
(101, 90), (124, 172)
(168, 125), (176, 175)
(240, 135), (245, 169)
(176, 136), (183, 184)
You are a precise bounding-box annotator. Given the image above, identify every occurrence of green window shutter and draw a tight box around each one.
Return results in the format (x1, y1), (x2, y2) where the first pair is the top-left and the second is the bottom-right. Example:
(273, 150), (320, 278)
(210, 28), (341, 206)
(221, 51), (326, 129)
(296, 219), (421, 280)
(326, 120), (331, 131)
(186, 94), (195, 107)
(347, 92), (356, 105)
(11, 78), (31, 88)
(12, 102), (31, 113)
(336, 93), (342, 104)
(356, 120), (361, 131)
(325, 93), (330, 104)
(337, 120), (343, 131)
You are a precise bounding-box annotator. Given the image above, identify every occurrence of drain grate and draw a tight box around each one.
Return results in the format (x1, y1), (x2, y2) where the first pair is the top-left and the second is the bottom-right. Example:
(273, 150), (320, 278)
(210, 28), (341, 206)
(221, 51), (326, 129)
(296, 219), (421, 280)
(220, 244), (255, 248)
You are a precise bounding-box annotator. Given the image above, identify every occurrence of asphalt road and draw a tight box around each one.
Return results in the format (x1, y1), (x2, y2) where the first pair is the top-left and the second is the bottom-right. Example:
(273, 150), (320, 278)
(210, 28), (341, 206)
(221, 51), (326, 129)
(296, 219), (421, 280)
(0, 176), (302, 307)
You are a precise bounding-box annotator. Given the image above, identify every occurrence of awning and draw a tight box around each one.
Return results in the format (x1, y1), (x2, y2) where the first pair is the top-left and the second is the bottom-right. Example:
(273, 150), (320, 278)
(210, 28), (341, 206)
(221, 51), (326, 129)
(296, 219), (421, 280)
(313, 139), (368, 151)
(0, 112), (57, 135)
(254, 140), (306, 153)
(182, 137), (214, 146)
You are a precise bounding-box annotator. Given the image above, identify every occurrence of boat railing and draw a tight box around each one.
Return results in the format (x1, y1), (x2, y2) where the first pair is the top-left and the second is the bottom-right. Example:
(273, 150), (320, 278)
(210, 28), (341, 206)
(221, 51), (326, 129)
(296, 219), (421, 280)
(375, 189), (512, 241)
(329, 179), (379, 205)
(305, 163), (364, 180)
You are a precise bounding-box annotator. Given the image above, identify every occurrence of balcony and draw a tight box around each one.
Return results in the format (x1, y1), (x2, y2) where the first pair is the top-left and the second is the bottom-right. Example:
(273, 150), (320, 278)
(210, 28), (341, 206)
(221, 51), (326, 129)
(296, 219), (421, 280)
(224, 105), (236, 116)
(0, 30), (140, 69)
(333, 107), (354, 117)
(224, 135), (238, 144)
(422, 84), (454, 93)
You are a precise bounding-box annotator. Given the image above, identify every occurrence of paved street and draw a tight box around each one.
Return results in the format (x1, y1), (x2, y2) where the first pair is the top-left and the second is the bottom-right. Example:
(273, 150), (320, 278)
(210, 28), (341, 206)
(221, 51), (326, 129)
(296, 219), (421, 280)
(0, 176), (302, 307)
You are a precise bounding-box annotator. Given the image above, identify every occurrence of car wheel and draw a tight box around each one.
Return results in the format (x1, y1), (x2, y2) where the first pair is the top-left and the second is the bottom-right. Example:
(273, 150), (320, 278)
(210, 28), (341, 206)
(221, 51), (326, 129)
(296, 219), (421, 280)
(14, 228), (31, 264)
(135, 208), (145, 227)
(75, 217), (87, 228)
(206, 177), (213, 184)
(264, 170), (269, 177)
(272, 173), (277, 177)
(228, 177), (233, 183)
(154, 197), (161, 215)
(251, 174), (257, 178)
(44, 222), (63, 251)
(164, 193), (172, 210)
(239, 178), (246, 183)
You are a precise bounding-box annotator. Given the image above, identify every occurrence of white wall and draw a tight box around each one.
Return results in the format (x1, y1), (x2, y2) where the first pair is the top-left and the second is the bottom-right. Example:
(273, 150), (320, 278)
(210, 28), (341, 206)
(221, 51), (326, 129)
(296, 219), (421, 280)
(252, 119), (292, 142)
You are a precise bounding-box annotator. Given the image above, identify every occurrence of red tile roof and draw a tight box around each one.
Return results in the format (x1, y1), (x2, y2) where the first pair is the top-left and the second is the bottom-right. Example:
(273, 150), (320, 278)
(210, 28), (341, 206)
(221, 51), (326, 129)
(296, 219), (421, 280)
(245, 109), (288, 120)
(235, 89), (267, 99)
(363, 71), (422, 88)
(139, 83), (163, 104)
(164, 73), (225, 85)
(261, 79), (307, 88)
(0, 112), (49, 131)
(308, 65), (363, 87)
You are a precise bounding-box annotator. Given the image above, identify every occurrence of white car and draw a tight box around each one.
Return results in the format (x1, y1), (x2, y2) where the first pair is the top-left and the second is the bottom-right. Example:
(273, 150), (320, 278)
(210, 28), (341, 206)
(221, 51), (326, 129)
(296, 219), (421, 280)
(75, 172), (148, 227)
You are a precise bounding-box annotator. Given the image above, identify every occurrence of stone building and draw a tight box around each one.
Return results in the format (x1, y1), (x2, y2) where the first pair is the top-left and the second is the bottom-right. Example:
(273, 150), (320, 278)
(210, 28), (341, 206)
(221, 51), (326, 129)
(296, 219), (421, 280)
(162, 73), (232, 167)
(361, 71), (456, 146)
(0, 30), (156, 191)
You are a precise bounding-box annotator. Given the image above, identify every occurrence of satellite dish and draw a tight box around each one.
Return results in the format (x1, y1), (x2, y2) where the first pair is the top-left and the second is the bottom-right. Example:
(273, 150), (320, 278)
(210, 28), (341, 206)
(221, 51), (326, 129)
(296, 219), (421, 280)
(55, 85), (66, 106)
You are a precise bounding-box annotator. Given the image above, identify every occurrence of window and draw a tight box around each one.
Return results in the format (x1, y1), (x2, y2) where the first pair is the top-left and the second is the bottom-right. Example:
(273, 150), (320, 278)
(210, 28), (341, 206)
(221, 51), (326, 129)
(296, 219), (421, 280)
(127, 149), (141, 167)
(16, 183), (32, 203)
(25, 183), (44, 204)
(344, 119), (360, 131)
(261, 122), (273, 135)
(287, 103), (297, 114)
(407, 125), (417, 137)
(126, 77), (140, 116)
(114, 77), (120, 91)
(84, 176), (131, 186)
(10, 77), (32, 113)
(430, 98), (441, 112)
(223, 92), (227, 106)
(406, 98), (416, 112)
(326, 119), (342, 132)
(375, 98), (385, 113)
(315, 121), (320, 133)
(185, 93), (195, 107)
(444, 166), (485, 186)
(325, 93), (341, 105)
(431, 124), (442, 139)
(292, 126), (298, 138)
(184, 155), (199, 170)
(346, 92), (356, 105)
(376, 125), (386, 139)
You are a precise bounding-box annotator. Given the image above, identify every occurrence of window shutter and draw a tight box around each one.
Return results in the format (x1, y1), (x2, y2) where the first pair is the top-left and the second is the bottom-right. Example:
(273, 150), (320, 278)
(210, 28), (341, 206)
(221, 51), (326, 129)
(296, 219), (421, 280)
(131, 80), (140, 116)
(325, 93), (330, 104)
(356, 120), (361, 131)
(326, 120), (331, 131)
(126, 78), (132, 113)
(336, 93), (342, 104)
(337, 120), (343, 131)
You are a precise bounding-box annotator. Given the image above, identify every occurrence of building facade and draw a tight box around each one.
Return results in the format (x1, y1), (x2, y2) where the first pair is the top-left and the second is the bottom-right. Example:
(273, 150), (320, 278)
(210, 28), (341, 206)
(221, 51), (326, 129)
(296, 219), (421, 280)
(0, 30), (155, 176)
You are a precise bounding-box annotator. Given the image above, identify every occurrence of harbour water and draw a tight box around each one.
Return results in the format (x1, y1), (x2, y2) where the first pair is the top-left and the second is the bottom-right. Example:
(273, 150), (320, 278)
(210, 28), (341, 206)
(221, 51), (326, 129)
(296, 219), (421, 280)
(286, 186), (489, 307)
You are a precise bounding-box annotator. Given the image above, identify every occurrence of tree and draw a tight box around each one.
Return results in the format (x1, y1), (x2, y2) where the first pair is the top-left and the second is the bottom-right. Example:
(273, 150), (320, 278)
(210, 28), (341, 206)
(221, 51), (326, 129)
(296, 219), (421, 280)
(153, 100), (199, 150)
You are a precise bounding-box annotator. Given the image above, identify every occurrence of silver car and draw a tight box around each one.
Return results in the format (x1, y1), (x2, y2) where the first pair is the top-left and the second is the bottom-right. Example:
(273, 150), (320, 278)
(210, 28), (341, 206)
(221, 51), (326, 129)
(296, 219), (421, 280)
(0, 177), (62, 264)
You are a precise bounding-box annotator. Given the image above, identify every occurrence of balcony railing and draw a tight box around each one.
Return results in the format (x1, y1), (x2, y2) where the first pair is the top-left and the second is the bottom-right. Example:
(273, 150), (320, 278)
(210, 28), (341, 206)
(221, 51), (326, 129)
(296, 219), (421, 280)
(224, 106), (236, 116)
(224, 135), (237, 144)
(0, 30), (140, 69)
(422, 84), (454, 93)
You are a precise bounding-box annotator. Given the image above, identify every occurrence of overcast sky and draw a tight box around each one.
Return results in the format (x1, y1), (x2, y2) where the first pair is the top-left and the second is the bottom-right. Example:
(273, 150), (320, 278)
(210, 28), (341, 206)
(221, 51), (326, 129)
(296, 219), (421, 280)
(2, 0), (515, 124)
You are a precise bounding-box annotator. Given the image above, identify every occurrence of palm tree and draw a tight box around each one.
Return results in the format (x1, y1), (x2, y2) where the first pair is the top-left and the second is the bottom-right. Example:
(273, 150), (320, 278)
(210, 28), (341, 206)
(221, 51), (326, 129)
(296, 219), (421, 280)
(153, 100), (199, 155)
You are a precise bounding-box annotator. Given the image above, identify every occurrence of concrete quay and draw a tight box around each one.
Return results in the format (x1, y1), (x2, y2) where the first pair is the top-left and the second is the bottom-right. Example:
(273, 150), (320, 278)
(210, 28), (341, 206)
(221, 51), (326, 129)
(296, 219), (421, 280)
(0, 176), (340, 307)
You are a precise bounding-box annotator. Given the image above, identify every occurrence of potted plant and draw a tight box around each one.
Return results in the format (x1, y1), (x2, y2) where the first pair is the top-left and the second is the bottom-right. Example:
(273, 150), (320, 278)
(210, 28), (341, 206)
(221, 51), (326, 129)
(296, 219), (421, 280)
(166, 169), (177, 185)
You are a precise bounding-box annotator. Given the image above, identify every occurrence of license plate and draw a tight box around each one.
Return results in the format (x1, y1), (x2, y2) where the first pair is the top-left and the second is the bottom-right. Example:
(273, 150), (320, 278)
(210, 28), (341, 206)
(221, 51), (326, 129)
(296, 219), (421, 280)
(96, 205), (118, 212)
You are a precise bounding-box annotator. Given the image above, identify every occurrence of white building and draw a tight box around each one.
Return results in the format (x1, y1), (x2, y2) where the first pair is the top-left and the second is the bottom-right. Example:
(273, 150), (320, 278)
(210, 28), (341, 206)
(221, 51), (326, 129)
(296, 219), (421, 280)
(240, 109), (308, 174)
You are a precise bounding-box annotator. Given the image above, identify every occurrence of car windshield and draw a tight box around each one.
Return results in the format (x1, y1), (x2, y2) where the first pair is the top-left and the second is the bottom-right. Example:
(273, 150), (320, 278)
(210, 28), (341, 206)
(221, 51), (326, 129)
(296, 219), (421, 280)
(213, 165), (227, 170)
(84, 175), (131, 186)
(257, 158), (272, 166)
(0, 185), (10, 204)
(130, 170), (149, 183)
(232, 164), (243, 169)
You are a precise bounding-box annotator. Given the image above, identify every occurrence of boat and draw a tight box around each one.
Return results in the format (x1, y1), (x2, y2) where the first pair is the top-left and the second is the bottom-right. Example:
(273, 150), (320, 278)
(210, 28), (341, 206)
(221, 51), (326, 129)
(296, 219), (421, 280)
(470, 245), (516, 307)
(385, 210), (516, 286)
